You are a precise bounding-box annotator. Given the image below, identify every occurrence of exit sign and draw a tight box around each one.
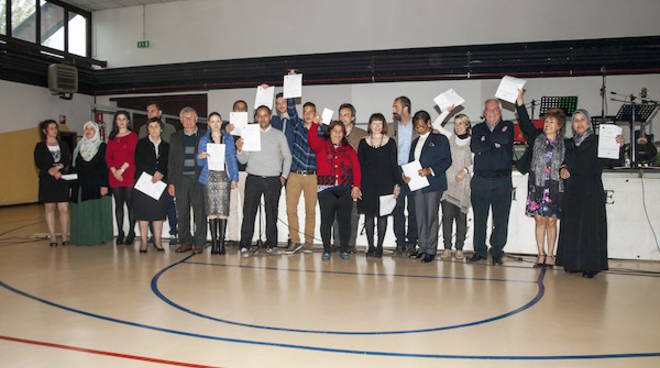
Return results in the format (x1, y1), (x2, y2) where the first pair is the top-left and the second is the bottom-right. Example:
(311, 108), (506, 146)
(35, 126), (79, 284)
(137, 40), (150, 48)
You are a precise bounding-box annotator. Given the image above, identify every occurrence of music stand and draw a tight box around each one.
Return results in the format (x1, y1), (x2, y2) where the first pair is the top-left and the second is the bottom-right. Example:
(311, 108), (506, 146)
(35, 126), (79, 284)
(615, 103), (658, 167)
(539, 96), (578, 117)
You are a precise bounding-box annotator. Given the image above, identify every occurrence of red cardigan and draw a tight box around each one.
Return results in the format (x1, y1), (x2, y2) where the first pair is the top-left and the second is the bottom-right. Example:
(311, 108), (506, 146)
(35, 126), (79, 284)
(307, 123), (361, 188)
(105, 131), (138, 188)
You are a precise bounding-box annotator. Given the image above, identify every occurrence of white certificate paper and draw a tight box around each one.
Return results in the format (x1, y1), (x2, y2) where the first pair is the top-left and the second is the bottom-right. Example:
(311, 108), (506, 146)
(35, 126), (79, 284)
(379, 194), (397, 216)
(283, 74), (303, 99)
(321, 108), (334, 125)
(598, 124), (623, 159)
(495, 76), (527, 104)
(401, 160), (429, 192)
(433, 88), (465, 111)
(254, 86), (274, 110)
(206, 143), (226, 171)
(242, 124), (262, 152)
(230, 112), (248, 136)
(134, 172), (167, 200)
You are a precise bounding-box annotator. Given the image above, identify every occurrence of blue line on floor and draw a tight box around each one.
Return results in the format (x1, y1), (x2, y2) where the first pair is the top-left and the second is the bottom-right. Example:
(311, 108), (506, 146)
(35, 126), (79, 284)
(152, 257), (539, 335)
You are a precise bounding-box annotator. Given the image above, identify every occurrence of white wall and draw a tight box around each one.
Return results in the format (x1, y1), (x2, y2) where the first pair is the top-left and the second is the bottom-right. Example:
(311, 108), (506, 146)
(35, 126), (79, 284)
(92, 0), (660, 68)
(0, 80), (94, 135)
(204, 74), (660, 139)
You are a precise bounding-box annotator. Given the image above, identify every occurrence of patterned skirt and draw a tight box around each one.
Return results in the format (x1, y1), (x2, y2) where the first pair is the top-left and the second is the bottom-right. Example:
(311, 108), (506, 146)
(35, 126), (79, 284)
(204, 170), (230, 218)
(526, 176), (562, 219)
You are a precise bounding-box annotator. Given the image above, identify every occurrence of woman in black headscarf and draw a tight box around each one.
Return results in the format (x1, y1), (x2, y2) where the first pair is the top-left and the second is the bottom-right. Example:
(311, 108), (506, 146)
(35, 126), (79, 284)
(556, 109), (623, 278)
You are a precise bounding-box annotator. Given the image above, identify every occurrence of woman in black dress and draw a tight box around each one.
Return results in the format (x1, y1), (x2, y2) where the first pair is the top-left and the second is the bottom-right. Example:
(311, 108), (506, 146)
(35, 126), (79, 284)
(357, 113), (400, 257)
(133, 117), (170, 253)
(34, 119), (72, 247)
(556, 109), (623, 278)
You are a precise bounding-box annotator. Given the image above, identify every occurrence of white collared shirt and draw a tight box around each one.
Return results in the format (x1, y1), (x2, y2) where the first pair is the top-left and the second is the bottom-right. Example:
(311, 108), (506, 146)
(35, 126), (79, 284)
(414, 131), (431, 161)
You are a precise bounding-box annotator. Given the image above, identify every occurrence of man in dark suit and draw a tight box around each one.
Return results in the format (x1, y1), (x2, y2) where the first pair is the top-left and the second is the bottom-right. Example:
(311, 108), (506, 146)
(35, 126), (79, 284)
(168, 106), (207, 253)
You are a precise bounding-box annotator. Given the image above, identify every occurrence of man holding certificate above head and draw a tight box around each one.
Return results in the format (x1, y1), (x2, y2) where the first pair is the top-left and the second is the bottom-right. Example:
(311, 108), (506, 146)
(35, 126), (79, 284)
(466, 98), (514, 266)
(271, 71), (319, 254)
(388, 96), (419, 257)
(401, 110), (451, 263)
(236, 105), (292, 256)
(223, 100), (249, 248)
(168, 107), (207, 254)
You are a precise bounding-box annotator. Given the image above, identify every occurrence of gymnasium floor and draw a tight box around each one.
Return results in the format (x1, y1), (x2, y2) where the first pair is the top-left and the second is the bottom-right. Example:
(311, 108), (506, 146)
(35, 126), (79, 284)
(1, 205), (659, 368)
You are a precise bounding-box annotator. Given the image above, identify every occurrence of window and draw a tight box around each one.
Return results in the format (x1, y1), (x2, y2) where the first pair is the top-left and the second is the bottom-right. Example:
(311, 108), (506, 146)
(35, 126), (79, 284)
(40, 0), (64, 51)
(12, 0), (36, 42)
(0, 0), (6, 35)
(67, 11), (86, 56)
(2, 1), (91, 59)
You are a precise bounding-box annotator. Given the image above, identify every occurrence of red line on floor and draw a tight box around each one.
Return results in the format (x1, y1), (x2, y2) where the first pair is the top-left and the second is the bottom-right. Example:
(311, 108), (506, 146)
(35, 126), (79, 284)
(0, 335), (223, 368)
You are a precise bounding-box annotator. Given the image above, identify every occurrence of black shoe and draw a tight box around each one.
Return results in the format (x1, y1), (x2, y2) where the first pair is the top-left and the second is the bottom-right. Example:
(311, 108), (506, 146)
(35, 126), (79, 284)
(466, 254), (487, 263)
(49, 241), (58, 247)
(375, 247), (383, 258)
(61, 241), (69, 246)
(408, 250), (420, 259)
(366, 247), (375, 257)
(421, 254), (435, 263)
(582, 271), (596, 278)
(124, 232), (135, 245)
(492, 255), (503, 266)
(116, 232), (125, 245)
(153, 243), (165, 252)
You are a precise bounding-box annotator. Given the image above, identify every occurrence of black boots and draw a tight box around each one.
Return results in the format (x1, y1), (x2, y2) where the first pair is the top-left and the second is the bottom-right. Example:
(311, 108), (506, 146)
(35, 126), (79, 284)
(210, 219), (226, 255)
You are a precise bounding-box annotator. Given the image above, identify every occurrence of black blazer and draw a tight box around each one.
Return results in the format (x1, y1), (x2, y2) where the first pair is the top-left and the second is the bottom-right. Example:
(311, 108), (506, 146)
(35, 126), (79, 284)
(71, 143), (109, 203)
(167, 129), (205, 187)
(408, 132), (452, 193)
(34, 141), (72, 179)
(135, 138), (169, 182)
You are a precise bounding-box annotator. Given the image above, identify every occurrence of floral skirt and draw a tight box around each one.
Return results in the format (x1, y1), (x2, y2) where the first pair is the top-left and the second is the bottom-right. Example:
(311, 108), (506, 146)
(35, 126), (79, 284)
(526, 178), (562, 219)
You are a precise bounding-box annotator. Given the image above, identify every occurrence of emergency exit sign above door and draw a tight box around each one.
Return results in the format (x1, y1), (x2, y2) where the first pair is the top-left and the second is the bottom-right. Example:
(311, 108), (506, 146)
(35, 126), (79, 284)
(137, 41), (150, 48)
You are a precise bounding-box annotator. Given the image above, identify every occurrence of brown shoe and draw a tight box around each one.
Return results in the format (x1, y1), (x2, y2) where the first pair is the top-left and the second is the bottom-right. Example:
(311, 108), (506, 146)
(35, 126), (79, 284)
(175, 243), (193, 253)
(193, 245), (204, 254)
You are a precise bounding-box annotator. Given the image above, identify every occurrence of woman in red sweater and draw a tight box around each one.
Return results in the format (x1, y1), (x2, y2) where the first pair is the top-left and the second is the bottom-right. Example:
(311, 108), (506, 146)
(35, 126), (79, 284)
(308, 119), (362, 260)
(105, 111), (138, 245)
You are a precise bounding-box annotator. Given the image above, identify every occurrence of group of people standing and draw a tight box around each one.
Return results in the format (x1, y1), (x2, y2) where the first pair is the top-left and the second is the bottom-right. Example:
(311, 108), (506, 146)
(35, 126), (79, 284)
(33, 79), (621, 278)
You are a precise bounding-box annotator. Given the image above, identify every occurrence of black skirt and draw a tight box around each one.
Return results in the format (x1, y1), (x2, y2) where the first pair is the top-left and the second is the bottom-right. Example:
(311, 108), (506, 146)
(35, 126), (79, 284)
(133, 188), (168, 221)
(38, 176), (70, 203)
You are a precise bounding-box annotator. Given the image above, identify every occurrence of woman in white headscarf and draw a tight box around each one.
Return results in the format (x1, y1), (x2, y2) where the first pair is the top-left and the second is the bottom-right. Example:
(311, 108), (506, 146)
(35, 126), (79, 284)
(556, 109), (624, 278)
(70, 121), (114, 245)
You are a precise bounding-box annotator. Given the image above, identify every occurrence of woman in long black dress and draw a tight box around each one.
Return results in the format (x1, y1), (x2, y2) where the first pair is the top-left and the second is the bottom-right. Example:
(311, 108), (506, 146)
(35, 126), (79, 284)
(34, 119), (72, 247)
(357, 113), (400, 257)
(556, 109), (623, 278)
(70, 121), (113, 245)
(133, 117), (170, 253)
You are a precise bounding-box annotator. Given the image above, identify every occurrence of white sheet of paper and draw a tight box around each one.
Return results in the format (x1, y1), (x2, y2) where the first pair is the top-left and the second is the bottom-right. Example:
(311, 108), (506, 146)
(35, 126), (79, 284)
(206, 143), (226, 171)
(401, 160), (429, 192)
(230, 112), (248, 136)
(379, 194), (397, 216)
(432, 110), (451, 133)
(242, 124), (261, 152)
(598, 124), (623, 159)
(283, 74), (303, 98)
(134, 172), (167, 200)
(495, 75), (527, 104)
(254, 86), (274, 110)
(321, 108), (334, 125)
(61, 173), (78, 181)
(433, 88), (465, 111)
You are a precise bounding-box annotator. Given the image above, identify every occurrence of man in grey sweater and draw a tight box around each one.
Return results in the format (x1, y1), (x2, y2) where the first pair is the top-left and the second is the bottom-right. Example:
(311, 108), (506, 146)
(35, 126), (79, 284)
(236, 105), (292, 255)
